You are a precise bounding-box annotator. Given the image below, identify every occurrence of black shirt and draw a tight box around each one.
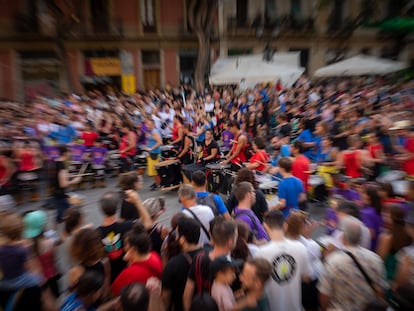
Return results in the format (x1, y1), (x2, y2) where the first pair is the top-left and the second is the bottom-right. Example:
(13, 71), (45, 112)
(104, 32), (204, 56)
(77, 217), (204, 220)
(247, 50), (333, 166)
(97, 221), (134, 282)
(227, 189), (268, 223)
(53, 160), (67, 198)
(120, 200), (140, 221)
(162, 248), (203, 311)
(202, 140), (220, 165)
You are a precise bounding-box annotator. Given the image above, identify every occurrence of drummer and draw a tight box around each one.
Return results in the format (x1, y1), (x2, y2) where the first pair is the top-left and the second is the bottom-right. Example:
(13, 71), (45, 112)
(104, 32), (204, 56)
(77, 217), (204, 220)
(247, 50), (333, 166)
(245, 137), (269, 172)
(220, 120), (247, 171)
(200, 129), (220, 166)
(144, 119), (162, 191)
(177, 123), (197, 165)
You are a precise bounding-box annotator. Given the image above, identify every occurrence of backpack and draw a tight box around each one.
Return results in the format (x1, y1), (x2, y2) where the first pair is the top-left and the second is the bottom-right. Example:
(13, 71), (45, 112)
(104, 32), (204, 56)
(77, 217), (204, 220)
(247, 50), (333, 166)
(196, 193), (219, 216)
(193, 251), (212, 295)
(234, 209), (260, 239)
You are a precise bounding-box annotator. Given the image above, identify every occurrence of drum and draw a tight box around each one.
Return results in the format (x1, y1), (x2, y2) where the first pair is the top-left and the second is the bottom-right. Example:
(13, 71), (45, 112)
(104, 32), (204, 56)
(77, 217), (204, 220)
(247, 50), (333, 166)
(17, 170), (40, 202)
(259, 180), (279, 195)
(182, 164), (203, 184)
(309, 175), (325, 187)
(161, 145), (177, 159)
(391, 180), (409, 196)
(107, 151), (121, 171)
(92, 164), (106, 180)
(155, 159), (182, 188)
(309, 175), (328, 202)
(376, 170), (406, 183)
(205, 163), (232, 195)
(134, 154), (148, 175)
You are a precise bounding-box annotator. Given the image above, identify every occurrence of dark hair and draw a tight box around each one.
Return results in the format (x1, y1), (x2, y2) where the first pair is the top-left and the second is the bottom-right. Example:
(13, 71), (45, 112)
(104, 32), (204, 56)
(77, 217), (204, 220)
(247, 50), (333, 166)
(100, 191), (120, 216)
(292, 140), (304, 154)
(177, 217), (201, 245)
(189, 292), (219, 311)
(253, 137), (266, 150)
(70, 228), (104, 264)
(120, 282), (150, 311)
(125, 222), (151, 255)
(235, 168), (258, 189)
(211, 219), (236, 247)
(119, 171), (140, 191)
(58, 144), (68, 155)
(227, 120), (240, 130)
(0, 213), (23, 241)
(76, 271), (104, 298)
(64, 207), (82, 235)
(278, 157), (292, 173)
(379, 182), (395, 199)
(192, 170), (206, 187)
(247, 258), (272, 284)
(337, 200), (361, 219)
(263, 210), (285, 229)
(174, 115), (184, 124)
(365, 185), (382, 215)
(233, 181), (254, 202)
(231, 221), (249, 261)
(388, 204), (412, 252)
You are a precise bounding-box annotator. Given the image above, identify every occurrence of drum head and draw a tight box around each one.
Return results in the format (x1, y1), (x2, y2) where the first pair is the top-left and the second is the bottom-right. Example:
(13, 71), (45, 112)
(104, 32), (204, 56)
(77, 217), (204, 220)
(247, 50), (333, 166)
(391, 180), (409, 196)
(206, 163), (230, 170)
(376, 170), (406, 183)
(309, 175), (324, 186)
(155, 159), (179, 168)
(18, 172), (38, 181)
(259, 181), (279, 190)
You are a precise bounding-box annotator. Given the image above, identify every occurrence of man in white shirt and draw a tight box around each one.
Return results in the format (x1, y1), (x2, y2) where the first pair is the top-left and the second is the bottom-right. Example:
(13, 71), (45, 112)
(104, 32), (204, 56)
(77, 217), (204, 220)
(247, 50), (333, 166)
(178, 184), (215, 245)
(255, 210), (311, 311)
(204, 94), (214, 113)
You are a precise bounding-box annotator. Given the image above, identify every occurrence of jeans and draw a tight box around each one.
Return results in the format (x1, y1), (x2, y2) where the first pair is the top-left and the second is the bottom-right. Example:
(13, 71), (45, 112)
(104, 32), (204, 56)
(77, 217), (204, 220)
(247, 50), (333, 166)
(54, 196), (70, 223)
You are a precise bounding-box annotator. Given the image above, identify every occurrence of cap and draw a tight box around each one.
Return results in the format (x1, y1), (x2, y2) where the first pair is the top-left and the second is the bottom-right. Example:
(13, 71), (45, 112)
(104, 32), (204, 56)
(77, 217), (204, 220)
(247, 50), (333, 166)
(210, 256), (244, 277)
(142, 198), (165, 218)
(389, 120), (411, 131)
(23, 210), (47, 238)
(0, 195), (15, 213)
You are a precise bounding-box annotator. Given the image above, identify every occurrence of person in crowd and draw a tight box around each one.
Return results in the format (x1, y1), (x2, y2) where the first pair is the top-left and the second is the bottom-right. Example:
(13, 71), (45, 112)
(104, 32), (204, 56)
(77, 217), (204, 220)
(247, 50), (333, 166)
(142, 197), (169, 255)
(53, 145), (81, 227)
(366, 131), (386, 180)
(183, 219), (237, 311)
(80, 123), (98, 148)
(145, 118), (162, 190)
(221, 120), (247, 171)
(120, 282), (149, 311)
(231, 221), (252, 260)
(291, 140), (310, 192)
(162, 217), (202, 311)
(227, 168), (268, 222)
(245, 137), (270, 172)
(178, 184), (215, 245)
(170, 115), (185, 147)
(318, 217), (386, 311)
(23, 210), (61, 298)
(338, 134), (371, 179)
(189, 293), (219, 311)
(272, 157), (306, 217)
(315, 135), (339, 188)
(360, 185), (384, 251)
(200, 129), (220, 165)
(118, 171), (151, 226)
(191, 170), (231, 219)
(111, 222), (162, 297)
(255, 210), (311, 311)
(97, 191), (134, 282)
(119, 123), (137, 172)
(68, 227), (110, 297)
(233, 181), (269, 242)
(177, 123), (197, 165)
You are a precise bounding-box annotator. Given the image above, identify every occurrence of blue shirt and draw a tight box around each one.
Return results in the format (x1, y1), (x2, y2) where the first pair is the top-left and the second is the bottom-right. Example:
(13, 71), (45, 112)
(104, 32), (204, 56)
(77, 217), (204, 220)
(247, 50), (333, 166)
(278, 176), (304, 217)
(49, 125), (77, 144)
(197, 124), (210, 143)
(297, 129), (315, 161)
(196, 192), (228, 215)
(148, 129), (161, 154)
(60, 293), (95, 311)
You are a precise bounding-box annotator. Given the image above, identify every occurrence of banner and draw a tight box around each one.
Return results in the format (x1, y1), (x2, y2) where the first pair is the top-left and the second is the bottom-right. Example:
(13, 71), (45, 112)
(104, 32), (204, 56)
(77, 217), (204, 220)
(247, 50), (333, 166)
(88, 58), (121, 76)
(121, 74), (136, 94)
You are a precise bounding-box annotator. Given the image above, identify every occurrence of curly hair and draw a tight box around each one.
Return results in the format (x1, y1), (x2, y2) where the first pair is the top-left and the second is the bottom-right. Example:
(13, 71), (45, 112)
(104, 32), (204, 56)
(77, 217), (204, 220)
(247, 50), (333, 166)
(70, 228), (104, 264)
(235, 168), (258, 189)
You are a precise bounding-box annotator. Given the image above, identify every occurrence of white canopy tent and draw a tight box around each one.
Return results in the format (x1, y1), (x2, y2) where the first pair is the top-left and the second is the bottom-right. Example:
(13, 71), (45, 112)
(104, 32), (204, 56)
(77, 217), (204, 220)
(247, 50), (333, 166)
(314, 54), (408, 77)
(209, 53), (305, 89)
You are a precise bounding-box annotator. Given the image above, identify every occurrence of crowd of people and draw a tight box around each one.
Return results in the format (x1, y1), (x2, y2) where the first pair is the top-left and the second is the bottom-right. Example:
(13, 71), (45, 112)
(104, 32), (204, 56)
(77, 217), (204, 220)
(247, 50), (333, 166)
(0, 75), (414, 310)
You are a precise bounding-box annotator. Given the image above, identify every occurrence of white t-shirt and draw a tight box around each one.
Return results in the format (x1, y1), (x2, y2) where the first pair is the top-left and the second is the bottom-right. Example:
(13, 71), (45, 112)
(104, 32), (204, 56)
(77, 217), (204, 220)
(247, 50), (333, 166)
(211, 281), (235, 311)
(332, 218), (371, 250)
(182, 205), (215, 244)
(255, 239), (311, 311)
(205, 102), (214, 112)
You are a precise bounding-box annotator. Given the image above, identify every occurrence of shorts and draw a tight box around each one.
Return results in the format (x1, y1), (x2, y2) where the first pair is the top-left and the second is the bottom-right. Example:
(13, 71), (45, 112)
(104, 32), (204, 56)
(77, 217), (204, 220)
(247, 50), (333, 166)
(147, 155), (160, 177)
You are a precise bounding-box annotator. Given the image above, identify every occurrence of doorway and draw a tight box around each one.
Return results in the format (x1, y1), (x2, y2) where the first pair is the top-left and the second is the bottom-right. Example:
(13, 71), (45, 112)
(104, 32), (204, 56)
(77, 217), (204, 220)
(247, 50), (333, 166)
(143, 68), (160, 90)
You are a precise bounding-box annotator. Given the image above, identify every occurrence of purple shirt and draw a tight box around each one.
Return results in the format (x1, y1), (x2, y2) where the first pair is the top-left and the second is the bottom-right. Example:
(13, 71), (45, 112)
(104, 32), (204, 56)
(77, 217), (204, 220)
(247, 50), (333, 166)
(91, 147), (107, 165)
(361, 206), (383, 251)
(71, 144), (86, 162)
(234, 208), (269, 241)
(222, 130), (234, 149)
(43, 146), (60, 162)
(325, 208), (338, 235)
(331, 187), (361, 203)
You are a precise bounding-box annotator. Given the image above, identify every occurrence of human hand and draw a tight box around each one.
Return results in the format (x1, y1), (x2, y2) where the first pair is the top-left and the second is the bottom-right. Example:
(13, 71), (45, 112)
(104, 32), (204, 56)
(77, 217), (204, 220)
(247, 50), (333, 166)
(71, 176), (82, 184)
(124, 189), (140, 204)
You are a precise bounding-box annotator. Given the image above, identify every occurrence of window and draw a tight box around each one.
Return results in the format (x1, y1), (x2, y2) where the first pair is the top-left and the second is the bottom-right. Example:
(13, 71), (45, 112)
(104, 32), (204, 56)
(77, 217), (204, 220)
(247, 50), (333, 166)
(236, 0), (248, 27)
(265, 0), (277, 27)
(142, 50), (160, 65)
(328, 0), (345, 31)
(290, 0), (301, 18)
(90, 0), (110, 34)
(141, 0), (156, 32)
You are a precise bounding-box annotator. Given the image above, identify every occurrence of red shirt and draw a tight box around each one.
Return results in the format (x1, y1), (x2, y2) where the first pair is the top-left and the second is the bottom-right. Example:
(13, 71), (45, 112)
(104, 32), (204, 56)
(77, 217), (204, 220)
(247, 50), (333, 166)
(292, 155), (310, 190)
(111, 251), (162, 296)
(343, 150), (362, 178)
(230, 134), (247, 166)
(250, 150), (269, 172)
(19, 151), (36, 171)
(81, 131), (98, 147)
(368, 144), (383, 159)
(403, 138), (414, 176)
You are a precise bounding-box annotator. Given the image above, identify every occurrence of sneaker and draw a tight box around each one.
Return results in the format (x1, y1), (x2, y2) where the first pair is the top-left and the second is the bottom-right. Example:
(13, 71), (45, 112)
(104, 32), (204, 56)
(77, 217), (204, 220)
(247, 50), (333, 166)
(150, 184), (158, 191)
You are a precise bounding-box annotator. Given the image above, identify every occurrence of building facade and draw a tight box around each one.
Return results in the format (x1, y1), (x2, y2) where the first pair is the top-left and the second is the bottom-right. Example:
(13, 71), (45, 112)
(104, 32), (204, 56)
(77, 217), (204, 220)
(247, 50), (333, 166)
(0, 0), (412, 101)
